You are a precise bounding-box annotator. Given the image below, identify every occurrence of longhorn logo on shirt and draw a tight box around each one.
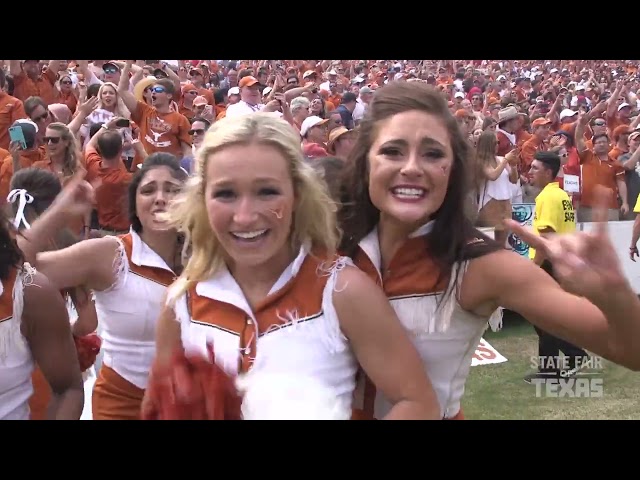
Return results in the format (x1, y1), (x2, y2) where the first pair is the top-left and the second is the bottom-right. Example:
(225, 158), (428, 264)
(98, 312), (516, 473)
(146, 116), (173, 148)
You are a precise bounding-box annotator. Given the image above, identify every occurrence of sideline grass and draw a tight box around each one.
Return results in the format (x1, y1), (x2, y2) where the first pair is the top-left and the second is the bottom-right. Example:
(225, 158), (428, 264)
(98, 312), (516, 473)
(462, 316), (640, 420)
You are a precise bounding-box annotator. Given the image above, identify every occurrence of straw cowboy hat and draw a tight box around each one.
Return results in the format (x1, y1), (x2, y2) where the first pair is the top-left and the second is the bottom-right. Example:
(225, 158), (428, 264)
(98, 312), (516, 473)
(498, 106), (518, 124)
(327, 126), (351, 153)
(133, 76), (157, 102)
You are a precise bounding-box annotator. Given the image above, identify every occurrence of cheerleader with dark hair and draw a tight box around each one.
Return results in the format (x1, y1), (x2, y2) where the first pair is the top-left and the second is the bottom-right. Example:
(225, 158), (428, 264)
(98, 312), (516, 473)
(0, 197), (83, 420)
(19, 154), (188, 420)
(7, 168), (100, 419)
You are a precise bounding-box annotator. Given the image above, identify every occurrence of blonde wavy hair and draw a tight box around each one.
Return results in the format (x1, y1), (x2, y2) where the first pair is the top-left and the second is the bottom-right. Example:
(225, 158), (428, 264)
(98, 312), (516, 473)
(167, 113), (339, 303)
(97, 82), (130, 118)
(45, 122), (83, 177)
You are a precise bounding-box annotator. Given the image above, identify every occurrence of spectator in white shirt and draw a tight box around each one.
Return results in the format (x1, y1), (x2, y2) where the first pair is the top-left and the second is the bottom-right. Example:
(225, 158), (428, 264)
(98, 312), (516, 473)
(352, 86), (374, 126)
(225, 76), (264, 118)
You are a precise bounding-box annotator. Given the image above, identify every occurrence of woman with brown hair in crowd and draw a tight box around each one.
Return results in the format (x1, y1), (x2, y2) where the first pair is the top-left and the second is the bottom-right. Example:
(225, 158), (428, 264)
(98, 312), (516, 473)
(338, 81), (640, 420)
(18, 153), (188, 420)
(474, 130), (519, 246)
(30, 122), (90, 238)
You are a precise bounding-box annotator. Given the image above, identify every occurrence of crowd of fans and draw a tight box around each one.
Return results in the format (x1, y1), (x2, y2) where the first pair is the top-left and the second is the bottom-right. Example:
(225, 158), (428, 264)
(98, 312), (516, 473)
(0, 59), (636, 240)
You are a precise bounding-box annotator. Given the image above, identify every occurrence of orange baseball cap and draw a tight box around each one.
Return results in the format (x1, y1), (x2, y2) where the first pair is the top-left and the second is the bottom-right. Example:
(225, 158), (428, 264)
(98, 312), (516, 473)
(531, 118), (552, 128)
(239, 76), (259, 88)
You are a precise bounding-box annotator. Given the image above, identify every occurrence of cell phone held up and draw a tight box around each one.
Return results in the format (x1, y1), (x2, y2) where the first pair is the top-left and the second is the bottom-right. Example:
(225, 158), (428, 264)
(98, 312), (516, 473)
(8, 126), (26, 150)
(115, 118), (130, 128)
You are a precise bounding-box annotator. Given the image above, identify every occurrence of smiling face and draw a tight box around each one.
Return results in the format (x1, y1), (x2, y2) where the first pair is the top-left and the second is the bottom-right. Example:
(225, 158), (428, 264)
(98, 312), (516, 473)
(43, 126), (69, 157)
(367, 110), (453, 230)
(204, 142), (295, 271)
(59, 75), (73, 93)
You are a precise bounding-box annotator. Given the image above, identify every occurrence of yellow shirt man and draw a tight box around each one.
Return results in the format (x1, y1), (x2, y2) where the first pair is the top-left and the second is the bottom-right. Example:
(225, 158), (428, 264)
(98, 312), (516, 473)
(529, 182), (576, 260)
(634, 192), (640, 213)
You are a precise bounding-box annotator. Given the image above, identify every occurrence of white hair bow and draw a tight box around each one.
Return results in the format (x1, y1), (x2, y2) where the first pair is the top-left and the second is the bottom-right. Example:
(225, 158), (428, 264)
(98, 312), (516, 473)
(6, 189), (34, 230)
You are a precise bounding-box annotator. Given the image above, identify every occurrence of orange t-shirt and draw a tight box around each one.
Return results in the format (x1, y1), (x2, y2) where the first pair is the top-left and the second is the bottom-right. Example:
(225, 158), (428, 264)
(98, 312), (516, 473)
(84, 147), (133, 231)
(13, 68), (57, 106)
(131, 101), (192, 158)
(0, 93), (28, 150)
(56, 91), (78, 114)
(608, 146), (627, 162)
(0, 148), (47, 201)
(520, 136), (547, 173)
(606, 114), (630, 135)
(578, 150), (624, 209)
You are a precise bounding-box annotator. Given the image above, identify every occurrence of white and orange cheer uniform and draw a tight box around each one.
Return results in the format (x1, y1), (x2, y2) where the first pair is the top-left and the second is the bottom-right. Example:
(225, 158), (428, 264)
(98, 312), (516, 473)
(92, 230), (175, 420)
(0, 265), (36, 420)
(170, 245), (359, 414)
(352, 222), (502, 420)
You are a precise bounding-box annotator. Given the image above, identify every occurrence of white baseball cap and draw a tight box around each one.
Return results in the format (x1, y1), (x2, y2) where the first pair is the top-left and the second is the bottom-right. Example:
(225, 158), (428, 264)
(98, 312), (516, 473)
(300, 115), (328, 137)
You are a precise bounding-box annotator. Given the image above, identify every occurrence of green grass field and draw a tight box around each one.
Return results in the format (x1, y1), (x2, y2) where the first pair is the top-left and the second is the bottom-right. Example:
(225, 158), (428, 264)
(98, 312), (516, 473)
(462, 316), (640, 420)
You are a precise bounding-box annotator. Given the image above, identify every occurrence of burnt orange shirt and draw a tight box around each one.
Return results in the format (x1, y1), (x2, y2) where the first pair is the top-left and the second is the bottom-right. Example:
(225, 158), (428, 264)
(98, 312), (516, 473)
(84, 147), (133, 231)
(608, 146), (627, 161)
(56, 91), (78, 113)
(515, 129), (532, 148)
(578, 150), (624, 209)
(131, 101), (192, 158)
(13, 68), (57, 106)
(606, 114), (630, 135)
(197, 88), (214, 105)
(0, 93), (28, 150)
(521, 136), (547, 173)
(178, 104), (196, 120)
(0, 148), (47, 202)
(328, 94), (342, 108)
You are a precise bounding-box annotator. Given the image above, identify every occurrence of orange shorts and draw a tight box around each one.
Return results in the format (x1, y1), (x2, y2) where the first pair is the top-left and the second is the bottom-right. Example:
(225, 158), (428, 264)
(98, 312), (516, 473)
(92, 365), (145, 420)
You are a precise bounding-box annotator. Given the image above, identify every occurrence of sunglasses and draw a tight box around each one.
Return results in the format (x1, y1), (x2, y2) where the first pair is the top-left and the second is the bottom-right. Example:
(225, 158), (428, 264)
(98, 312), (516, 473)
(189, 129), (205, 135)
(189, 70), (201, 76)
(151, 86), (166, 93)
(43, 136), (61, 144)
(104, 67), (118, 74)
(594, 122), (606, 127)
(61, 80), (73, 85)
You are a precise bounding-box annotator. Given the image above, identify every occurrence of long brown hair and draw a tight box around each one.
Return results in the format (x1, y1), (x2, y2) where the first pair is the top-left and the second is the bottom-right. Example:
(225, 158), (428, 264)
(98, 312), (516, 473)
(45, 122), (82, 178)
(474, 130), (498, 193)
(338, 81), (501, 297)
